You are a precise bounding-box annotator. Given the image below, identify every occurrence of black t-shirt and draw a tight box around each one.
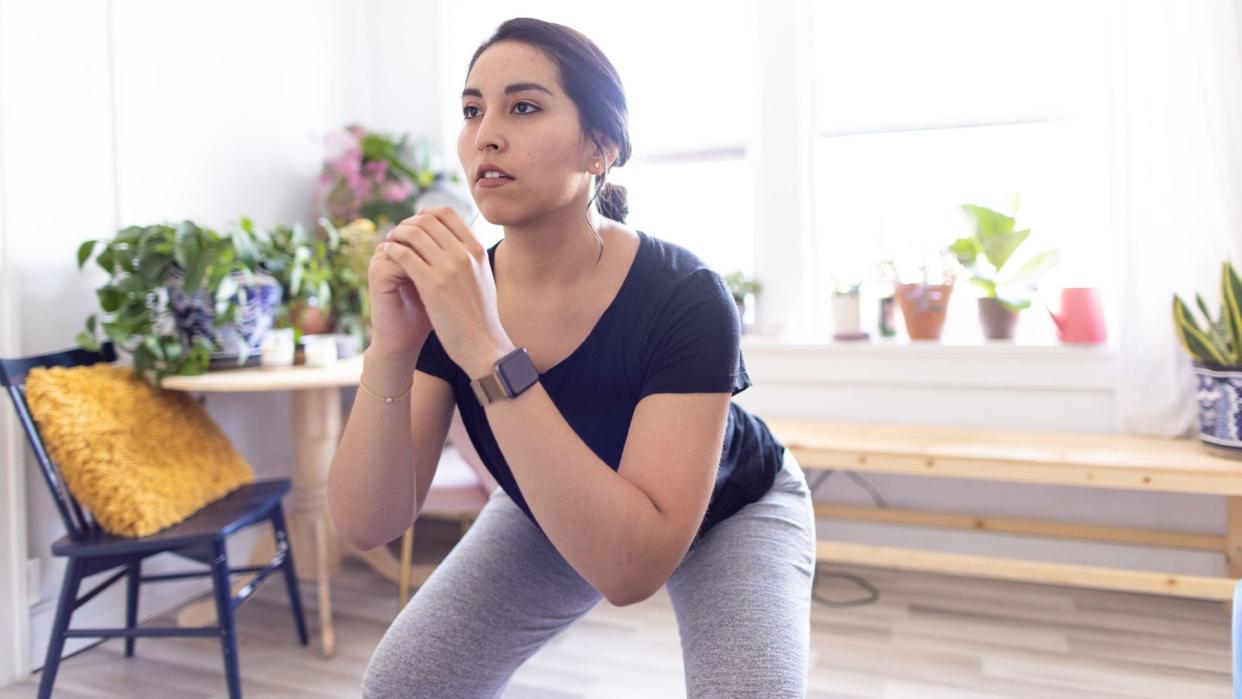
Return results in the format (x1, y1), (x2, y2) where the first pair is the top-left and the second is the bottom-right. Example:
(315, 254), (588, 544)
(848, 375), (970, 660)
(414, 229), (786, 538)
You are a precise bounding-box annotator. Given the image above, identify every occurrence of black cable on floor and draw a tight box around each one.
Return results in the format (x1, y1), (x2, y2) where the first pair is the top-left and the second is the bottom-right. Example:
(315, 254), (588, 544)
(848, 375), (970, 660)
(807, 468), (885, 609)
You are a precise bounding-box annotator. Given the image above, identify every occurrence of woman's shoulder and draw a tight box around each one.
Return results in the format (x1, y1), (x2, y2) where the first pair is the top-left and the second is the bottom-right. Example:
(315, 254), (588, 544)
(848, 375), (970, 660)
(626, 226), (717, 285)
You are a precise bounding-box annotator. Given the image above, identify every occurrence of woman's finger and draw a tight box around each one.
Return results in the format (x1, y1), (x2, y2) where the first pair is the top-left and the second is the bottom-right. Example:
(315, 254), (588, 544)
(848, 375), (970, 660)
(387, 223), (442, 267)
(423, 206), (485, 257)
(397, 212), (460, 258)
(382, 239), (431, 285)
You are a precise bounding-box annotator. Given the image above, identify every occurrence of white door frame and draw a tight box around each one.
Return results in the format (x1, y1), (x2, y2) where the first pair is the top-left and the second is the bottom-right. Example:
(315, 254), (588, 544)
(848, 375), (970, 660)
(0, 0), (32, 680)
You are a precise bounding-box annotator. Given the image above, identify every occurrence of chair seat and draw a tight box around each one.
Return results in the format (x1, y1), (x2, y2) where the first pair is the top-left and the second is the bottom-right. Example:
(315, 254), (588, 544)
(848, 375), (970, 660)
(422, 445), (490, 515)
(51, 479), (291, 558)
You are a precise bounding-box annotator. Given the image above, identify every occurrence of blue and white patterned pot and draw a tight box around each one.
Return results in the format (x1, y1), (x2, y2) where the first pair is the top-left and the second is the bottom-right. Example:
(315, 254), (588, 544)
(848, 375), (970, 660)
(165, 266), (283, 369)
(1193, 363), (1242, 458)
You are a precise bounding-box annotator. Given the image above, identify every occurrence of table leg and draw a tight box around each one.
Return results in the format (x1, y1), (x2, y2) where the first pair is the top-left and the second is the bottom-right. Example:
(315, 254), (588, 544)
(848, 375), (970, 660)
(176, 385), (435, 648)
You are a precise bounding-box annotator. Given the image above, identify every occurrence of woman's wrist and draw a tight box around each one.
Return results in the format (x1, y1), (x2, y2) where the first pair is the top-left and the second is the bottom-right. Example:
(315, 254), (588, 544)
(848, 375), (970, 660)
(361, 345), (421, 397)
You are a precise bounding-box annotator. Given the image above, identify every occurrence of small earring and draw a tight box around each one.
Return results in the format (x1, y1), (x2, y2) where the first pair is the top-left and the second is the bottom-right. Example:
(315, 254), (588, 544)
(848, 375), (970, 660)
(594, 161), (601, 171)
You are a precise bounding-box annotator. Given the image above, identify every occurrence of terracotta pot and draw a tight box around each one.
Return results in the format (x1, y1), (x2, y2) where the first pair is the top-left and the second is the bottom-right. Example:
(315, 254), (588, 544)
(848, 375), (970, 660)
(894, 283), (954, 340)
(978, 297), (1019, 340)
(290, 301), (332, 335)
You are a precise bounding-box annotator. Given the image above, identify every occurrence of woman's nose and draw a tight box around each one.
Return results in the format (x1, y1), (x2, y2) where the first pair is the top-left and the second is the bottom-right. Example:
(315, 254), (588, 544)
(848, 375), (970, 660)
(474, 110), (506, 152)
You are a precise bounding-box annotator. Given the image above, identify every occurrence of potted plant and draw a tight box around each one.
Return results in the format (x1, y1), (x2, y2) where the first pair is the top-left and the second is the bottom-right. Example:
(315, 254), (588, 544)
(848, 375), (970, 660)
(255, 216), (378, 350)
(75, 219), (281, 384)
(831, 281), (866, 341)
(950, 201), (1061, 340)
(1172, 261), (1242, 458)
(257, 220), (335, 338)
(316, 124), (459, 233)
(892, 249), (959, 341)
(723, 271), (762, 333)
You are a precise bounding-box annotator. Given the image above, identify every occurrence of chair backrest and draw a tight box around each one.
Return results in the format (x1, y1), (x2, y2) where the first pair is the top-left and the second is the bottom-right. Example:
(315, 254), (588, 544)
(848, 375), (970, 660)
(0, 343), (118, 542)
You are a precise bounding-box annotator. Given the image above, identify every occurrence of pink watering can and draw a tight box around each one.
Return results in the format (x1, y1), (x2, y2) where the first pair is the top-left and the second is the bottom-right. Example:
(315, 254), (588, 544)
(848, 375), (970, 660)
(1042, 287), (1108, 344)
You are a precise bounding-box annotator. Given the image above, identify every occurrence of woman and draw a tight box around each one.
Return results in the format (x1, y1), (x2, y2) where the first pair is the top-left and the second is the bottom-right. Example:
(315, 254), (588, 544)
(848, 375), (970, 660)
(327, 17), (816, 698)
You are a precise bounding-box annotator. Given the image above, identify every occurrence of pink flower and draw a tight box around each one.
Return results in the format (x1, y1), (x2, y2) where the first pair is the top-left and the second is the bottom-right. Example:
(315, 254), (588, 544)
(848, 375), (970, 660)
(333, 148), (362, 178)
(323, 130), (359, 162)
(383, 180), (415, 203)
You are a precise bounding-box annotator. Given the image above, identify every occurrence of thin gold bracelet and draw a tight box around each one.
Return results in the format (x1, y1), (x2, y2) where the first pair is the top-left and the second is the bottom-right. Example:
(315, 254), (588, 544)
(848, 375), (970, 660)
(357, 374), (413, 404)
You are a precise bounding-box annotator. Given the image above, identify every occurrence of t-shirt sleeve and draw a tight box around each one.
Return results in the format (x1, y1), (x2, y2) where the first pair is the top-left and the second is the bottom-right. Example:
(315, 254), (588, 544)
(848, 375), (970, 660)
(414, 331), (456, 383)
(638, 268), (752, 399)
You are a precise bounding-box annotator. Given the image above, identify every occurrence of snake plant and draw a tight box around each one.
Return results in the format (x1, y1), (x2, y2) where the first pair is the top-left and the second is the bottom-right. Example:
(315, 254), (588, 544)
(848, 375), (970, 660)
(1173, 261), (1242, 367)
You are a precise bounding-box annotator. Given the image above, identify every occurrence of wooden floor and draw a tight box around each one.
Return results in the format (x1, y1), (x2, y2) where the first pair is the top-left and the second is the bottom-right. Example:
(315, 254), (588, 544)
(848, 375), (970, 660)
(1, 519), (1233, 698)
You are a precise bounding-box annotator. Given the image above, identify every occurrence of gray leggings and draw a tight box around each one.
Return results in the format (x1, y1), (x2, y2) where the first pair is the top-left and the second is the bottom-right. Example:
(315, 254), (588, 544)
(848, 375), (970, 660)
(363, 447), (816, 698)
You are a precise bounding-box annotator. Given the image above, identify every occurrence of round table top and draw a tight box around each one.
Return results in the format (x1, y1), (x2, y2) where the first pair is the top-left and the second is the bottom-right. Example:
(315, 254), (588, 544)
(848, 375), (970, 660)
(158, 355), (363, 393)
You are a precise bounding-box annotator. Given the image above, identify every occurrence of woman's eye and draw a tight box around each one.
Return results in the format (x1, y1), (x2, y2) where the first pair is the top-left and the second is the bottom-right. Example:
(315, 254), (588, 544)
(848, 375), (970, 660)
(462, 102), (540, 120)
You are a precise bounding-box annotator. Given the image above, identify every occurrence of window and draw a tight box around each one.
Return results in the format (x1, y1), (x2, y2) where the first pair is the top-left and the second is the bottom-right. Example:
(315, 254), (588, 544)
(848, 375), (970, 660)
(439, 1), (756, 280)
(808, 0), (1118, 342)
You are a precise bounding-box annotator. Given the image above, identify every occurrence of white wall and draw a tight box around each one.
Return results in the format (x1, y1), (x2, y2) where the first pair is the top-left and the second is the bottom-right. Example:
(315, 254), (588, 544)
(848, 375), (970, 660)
(0, 0), (442, 683)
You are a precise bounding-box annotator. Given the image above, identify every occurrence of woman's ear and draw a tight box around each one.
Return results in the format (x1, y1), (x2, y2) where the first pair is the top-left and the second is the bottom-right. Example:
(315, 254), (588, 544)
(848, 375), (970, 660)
(587, 135), (619, 173)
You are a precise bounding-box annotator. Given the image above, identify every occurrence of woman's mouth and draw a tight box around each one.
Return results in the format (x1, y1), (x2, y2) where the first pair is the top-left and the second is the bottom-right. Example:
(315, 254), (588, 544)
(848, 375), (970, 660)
(476, 173), (515, 188)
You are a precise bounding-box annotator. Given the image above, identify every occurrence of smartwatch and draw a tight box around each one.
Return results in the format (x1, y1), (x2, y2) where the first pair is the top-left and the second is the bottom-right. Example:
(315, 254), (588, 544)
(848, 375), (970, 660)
(470, 347), (540, 406)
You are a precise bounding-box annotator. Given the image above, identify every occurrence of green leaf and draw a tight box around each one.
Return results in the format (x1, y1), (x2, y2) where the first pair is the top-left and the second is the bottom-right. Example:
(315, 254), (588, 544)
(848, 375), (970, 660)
(982, 228), (1030, 273)
(968, 277), (997, 296)
(115, 226), (143, 245)
(96, 286), (122, 312)
(1223, 261), (1242, 360)
(75, 330), (101, 352)
(77, 240), (97, 269)
(1174, 295), (1229, 365)
(961, 204), (1016, 237)
(103, 320), (132, 347)
(132, 345), (154, 377)
(320, 216), (341, 249)
(161, 337), (183, 363)
(948, 237), (980, 267)
(137, 253), (170, 285)
(174, 221), (209, 292)
(96, 248), (116, 275)
(1001, 249), (1061, 286)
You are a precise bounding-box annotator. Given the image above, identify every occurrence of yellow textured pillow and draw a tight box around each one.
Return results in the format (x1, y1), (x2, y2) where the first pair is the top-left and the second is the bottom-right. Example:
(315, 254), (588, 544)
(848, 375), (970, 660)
(24, 364), (255, 538)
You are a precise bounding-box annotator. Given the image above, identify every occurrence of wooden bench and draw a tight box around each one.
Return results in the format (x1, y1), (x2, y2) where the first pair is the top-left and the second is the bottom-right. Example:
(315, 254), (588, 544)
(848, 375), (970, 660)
(765, 419), (1242, 601)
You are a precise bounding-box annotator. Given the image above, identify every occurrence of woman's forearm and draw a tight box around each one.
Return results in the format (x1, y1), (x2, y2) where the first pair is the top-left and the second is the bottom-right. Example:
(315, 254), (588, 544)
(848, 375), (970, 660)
(327, 346), (420, 550)
(480, 375), (668, 605)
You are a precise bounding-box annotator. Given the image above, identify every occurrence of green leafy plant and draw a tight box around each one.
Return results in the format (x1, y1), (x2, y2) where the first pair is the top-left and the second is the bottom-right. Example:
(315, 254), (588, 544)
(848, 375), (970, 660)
(1172, 261), (1242, 367)
(950, 200), (1060, 312)
(253, 216), (376, 345)
(723, 271), (762, 305)
(75, 220), (267, 383)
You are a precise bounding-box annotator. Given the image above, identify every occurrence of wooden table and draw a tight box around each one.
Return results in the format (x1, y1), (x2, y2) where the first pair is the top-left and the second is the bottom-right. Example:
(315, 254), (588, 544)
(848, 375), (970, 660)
(766, 419), (1242, 602)
(161, 355), (418, 656)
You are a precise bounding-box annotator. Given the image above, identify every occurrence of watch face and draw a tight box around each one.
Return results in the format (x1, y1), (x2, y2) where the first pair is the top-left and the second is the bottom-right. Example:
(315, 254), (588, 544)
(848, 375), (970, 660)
(498, 348), (539, 395)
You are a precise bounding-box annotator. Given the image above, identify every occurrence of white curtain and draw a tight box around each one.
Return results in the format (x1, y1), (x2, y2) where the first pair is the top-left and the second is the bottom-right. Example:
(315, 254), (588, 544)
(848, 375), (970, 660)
(1115, 0), (1242, 436)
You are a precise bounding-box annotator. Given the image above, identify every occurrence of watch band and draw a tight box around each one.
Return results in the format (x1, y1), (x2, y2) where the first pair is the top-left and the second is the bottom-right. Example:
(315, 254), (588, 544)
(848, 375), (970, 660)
(470, 347), (539, 406)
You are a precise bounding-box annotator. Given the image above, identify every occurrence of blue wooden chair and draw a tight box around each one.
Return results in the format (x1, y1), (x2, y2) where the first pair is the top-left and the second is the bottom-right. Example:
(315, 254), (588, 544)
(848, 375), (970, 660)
(0, 343), (308, 699)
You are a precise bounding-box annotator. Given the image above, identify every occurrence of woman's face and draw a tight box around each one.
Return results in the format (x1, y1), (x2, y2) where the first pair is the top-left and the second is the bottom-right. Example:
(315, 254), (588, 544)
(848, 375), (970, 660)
(458, 41), (598, 226)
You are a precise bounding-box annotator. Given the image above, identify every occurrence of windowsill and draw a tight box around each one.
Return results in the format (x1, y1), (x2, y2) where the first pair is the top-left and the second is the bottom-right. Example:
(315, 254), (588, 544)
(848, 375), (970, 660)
(738, 331), (1119, 392)
(741, 331), (1119, 358)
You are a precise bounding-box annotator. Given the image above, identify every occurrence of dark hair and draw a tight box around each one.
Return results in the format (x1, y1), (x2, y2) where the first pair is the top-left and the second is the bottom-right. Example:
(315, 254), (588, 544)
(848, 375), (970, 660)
(468, 18), (632, 224)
